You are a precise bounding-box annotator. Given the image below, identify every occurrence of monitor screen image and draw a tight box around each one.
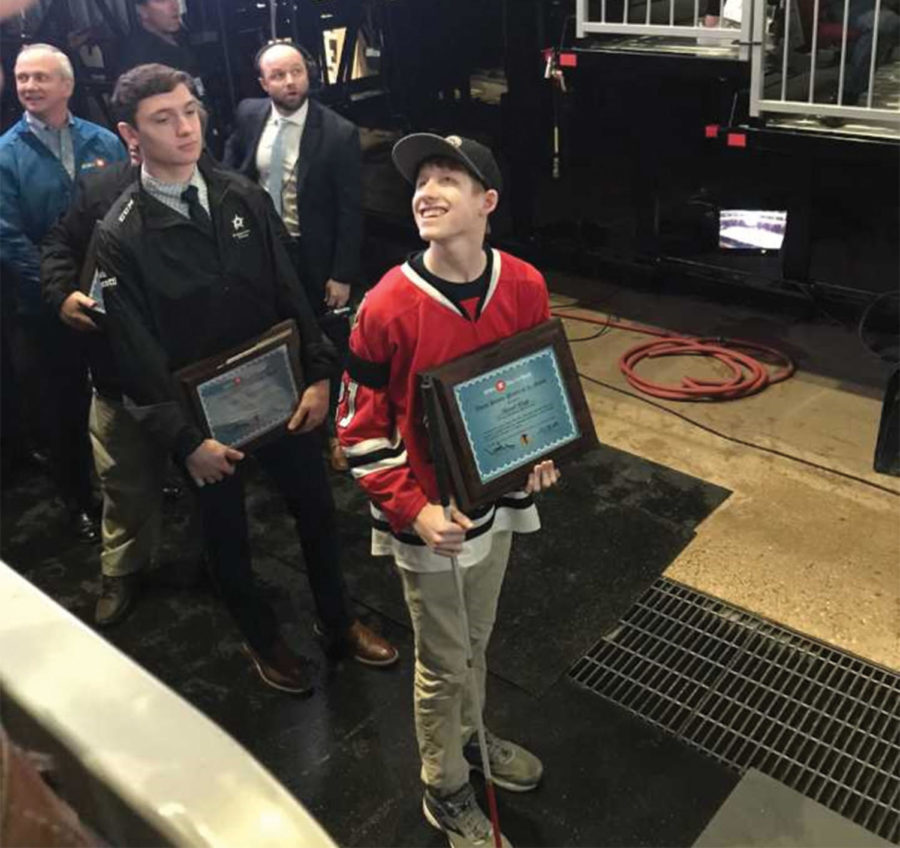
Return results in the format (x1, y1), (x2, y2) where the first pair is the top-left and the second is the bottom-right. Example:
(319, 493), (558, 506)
(719, 209), (788, 251)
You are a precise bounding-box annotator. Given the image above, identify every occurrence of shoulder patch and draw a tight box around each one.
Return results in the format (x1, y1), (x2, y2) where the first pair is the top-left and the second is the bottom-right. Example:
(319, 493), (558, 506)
(117, 198), (135, 224)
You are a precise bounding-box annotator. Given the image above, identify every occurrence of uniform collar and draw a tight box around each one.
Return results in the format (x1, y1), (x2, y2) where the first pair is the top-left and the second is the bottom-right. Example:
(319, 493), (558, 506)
(400, 248), (503, 320)
(136, 155), (230, 229)
(24, 110), (74, 133)
(140, 163), (204, 196)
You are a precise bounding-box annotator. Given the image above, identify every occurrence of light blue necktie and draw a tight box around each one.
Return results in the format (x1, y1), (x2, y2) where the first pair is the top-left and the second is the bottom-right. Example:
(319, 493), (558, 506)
(266, 119), (287, 216)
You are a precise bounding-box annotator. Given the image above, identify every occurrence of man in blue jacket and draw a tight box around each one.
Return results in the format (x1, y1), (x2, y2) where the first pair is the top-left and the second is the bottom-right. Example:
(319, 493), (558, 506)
(0, 43), (126, 539)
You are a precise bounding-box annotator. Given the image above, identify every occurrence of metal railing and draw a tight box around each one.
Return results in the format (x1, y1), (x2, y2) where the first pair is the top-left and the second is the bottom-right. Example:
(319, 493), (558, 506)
(0, 562), (338, 848)
(575, 0), (754, 60)
(749, 0), (900, 124)
(575, 0), (900, 127)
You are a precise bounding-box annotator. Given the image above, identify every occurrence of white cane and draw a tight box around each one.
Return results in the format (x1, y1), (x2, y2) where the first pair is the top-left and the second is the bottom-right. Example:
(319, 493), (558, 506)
(422, 377), (503, 848)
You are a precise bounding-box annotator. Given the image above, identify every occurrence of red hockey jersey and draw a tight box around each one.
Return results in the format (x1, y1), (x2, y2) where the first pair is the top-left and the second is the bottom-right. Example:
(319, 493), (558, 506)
(336, 248), (551, 572)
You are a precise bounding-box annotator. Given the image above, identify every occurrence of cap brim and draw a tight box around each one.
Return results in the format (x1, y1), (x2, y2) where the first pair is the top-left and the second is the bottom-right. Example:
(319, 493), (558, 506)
(392, 133), (486, 187)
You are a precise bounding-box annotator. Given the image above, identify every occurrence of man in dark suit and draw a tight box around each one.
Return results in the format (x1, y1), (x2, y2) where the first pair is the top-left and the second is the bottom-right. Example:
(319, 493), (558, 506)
(222, 40), (362, 472)
(117, 0), (201, 80)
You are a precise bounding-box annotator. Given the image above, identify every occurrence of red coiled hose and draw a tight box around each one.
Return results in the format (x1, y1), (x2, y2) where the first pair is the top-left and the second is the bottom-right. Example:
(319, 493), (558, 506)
(552, 311), (795, 401)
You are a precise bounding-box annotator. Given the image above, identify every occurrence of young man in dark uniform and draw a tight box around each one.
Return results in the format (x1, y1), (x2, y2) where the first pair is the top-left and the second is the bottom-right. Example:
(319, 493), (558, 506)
(96, 64), (397, 694)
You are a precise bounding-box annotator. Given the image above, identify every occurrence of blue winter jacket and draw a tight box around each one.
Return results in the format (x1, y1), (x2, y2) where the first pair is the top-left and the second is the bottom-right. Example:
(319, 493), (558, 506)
(0, 114), (126, 314)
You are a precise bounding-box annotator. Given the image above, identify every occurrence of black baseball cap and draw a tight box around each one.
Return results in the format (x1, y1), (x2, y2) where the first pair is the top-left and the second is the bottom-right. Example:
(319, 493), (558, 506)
(392, 133), (502, 194)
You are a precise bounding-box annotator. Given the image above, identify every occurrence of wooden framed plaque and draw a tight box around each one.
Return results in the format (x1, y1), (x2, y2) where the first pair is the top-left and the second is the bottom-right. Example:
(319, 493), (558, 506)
(175, 319), (304, 451)
(421, 318), (598, 513)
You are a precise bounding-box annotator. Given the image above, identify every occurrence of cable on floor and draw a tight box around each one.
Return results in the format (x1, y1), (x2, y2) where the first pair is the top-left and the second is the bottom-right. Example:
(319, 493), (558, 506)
(577, 371), (900, 498)
(857, 290), (899, 364)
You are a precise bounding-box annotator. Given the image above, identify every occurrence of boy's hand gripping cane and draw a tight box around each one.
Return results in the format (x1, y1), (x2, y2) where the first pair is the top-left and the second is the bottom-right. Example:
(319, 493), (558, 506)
(421, 376), (503, 848)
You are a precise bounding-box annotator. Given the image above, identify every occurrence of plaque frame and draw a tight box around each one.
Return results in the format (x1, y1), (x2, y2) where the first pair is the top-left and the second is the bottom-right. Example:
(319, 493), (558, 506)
(174, 319), (304, 452)
(78, 224), (108, 323)
(422, 318), (598, 513)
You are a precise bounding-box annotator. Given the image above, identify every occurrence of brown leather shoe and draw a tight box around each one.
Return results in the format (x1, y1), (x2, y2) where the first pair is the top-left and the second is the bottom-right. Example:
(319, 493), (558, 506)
(328, 437), (349, 472)
(242, 638), (316, 695)
(95, 574), (140, 627)
(344, 620), (399, 667)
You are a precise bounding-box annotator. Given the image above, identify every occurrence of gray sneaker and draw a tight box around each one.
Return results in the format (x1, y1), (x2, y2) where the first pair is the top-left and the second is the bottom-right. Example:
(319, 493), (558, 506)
(422, 783), (512, 848)
(463, 729), (543, 792)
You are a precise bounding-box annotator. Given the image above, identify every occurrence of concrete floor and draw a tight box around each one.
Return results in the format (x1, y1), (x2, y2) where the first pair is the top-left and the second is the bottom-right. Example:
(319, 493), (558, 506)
(546, 274), (900, 670)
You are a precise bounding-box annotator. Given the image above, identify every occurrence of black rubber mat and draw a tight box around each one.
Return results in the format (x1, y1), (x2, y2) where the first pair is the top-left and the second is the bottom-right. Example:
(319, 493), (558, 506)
(248, 444), (732, 696)
(1, 448), (733, 847)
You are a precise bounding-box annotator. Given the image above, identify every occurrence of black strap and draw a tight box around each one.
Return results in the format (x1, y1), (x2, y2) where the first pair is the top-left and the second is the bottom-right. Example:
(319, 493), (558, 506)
(347, 351), (390, 389)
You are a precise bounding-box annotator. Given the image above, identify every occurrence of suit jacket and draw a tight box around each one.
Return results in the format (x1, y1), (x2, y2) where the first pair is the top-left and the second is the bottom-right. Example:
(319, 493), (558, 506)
(115, 27), (199, 78)
(222, 97), (363, 306)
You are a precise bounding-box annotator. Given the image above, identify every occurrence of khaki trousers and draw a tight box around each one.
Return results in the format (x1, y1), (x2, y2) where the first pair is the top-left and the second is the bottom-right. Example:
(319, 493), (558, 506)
(88, 394), (168, 577)
(399, 531), (512, 794)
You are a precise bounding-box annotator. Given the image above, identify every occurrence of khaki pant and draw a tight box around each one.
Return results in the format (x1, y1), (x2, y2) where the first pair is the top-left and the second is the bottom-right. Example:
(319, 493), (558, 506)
(88, 394), (169, 577)
(399, 531), (512, 794)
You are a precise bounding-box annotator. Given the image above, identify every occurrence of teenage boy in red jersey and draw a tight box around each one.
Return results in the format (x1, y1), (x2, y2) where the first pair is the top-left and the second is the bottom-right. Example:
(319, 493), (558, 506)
(337, 133), (561, 848)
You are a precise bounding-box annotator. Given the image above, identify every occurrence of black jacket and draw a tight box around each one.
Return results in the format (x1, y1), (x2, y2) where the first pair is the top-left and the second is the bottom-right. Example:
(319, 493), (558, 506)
(222, 97), (363, 305)
(95, 159), (337, 461)
(41, 159), (138, 398)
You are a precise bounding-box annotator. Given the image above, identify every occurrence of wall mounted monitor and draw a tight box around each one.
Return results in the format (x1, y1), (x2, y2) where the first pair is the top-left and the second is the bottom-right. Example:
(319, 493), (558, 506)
(719, 209), (788, 252)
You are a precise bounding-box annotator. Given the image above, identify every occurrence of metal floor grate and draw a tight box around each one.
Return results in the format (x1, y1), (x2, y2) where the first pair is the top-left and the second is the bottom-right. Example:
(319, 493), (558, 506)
(570, 578), (900, 844)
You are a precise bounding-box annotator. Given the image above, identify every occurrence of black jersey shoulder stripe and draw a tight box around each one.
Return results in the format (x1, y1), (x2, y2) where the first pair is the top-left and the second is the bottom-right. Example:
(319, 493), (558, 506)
(346, 351), (390, 389)
(347, 440), (406, 469)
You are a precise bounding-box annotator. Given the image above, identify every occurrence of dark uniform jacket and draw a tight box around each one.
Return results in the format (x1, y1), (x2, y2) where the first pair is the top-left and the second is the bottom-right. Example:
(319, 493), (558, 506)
(95, 159), (337, 461)
(222, 97), (363, 307)
(41, 159), (138, 399)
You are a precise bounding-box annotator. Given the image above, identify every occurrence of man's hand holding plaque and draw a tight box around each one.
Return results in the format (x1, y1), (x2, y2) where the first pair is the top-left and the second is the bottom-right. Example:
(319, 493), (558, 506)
(287, 379), (330, 435)
(186, 439), (245, 487)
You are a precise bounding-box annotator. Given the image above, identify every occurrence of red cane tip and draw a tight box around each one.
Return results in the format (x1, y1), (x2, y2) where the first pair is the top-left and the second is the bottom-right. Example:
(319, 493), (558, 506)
(485, 780), (502, 848)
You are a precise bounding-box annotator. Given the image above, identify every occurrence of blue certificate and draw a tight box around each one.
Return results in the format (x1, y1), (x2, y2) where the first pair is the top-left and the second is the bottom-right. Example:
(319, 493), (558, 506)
(453, 346), (580, 484)
(196, 345), (298, 448)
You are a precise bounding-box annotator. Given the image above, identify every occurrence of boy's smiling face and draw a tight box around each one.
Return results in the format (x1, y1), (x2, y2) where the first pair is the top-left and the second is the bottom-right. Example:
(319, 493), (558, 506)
(412, 159), (498, 244)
